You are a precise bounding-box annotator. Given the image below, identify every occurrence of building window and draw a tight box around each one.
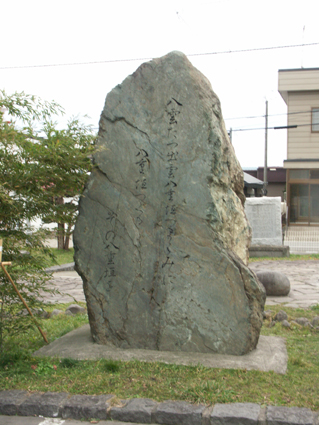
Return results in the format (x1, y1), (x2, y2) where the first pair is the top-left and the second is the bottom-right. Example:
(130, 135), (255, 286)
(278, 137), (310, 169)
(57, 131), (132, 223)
(290, 170), (309, 179)
(288, 169), (319, 225)
(312, 108), (319, 132)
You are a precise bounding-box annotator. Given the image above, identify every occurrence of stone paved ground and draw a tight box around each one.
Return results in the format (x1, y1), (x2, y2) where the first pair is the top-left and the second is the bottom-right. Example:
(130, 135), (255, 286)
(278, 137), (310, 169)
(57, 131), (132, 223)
(45, 260), (319, 308)
(46, 271), (84, 304)
(249, 260), (319, 308)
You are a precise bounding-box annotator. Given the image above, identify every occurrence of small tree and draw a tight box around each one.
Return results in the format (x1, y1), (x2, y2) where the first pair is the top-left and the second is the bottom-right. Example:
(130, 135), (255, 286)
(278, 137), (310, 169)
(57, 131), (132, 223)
(0, 90), (63, 350)
(0, 90), (95, 349)
(0, 90), (96, 250)
(31, 118), (96, 250)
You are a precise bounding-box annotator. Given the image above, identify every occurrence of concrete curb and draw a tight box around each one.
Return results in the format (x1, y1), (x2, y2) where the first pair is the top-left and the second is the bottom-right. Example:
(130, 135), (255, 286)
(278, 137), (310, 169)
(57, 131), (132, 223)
(45, 262), (75, 273)
(0, 390), (318, 424)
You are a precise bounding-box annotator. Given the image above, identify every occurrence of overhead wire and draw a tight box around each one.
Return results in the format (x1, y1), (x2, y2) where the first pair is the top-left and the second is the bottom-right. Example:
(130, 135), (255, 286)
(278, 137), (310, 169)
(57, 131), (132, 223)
(225, 109), (314, 121)
(231, 122), (315, 132)
(0, 42), (318, 70)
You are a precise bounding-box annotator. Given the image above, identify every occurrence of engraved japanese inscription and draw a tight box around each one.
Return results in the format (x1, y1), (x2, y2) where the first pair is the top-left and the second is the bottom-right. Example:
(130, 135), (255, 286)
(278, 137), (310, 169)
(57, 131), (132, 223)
(74, 51), (265, 355)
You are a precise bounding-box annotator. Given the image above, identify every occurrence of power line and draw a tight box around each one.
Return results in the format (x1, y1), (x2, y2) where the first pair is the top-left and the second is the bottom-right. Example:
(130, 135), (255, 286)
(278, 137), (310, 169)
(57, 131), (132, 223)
(188, 42), (319, 58)
(225, 109), (313, 121)
(1, 42), (318, 70)
(232, 122), (313, 132)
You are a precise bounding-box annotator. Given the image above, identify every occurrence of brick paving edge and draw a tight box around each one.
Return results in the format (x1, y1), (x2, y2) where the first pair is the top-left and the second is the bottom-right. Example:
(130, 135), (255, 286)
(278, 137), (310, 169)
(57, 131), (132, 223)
(0, 390), (318, 424)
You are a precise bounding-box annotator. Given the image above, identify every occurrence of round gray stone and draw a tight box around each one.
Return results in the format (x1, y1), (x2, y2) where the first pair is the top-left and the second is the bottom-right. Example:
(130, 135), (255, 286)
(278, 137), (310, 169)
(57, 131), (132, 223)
(281, 320), (290, 328)
(66, 304), (86, 315)
(274, 310), (288, 322)
(256, 270), (290, 296)
(51, 309), (63, 317)
(311, 316), (319, 327)
(295, 317), (310, 327)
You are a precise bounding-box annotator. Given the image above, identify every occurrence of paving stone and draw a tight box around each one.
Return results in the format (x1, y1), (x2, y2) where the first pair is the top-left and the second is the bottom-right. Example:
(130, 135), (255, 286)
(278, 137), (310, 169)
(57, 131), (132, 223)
(37, 391), (69, 417)
(110, 398), (157, 423)
(202, 406), (214, 425)
(0, 390), (28, 415)
(258, 406), (267, 425)
(45, 259), (319, 309)
(61, 394), (113, 420)
(17, 392), (44, 416)
(153, 400), (205, 425)
(18, 391), (68, 417)
(210, 403), (261, 425)
(266, 406), (314, 425)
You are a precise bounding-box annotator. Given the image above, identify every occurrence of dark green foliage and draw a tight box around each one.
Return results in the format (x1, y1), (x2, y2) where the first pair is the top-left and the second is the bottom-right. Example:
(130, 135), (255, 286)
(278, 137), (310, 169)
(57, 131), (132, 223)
(60, 357), (81, 369)
(0, 90), (95, 348)
(99, 359), (120, 373)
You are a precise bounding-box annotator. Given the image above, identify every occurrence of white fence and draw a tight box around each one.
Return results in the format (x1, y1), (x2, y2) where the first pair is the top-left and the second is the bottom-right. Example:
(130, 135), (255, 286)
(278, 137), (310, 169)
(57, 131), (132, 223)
(284, 227), (319, 254)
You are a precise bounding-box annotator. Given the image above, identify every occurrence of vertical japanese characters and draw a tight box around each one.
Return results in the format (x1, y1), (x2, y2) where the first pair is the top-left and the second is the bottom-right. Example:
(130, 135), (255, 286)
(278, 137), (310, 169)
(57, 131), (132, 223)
(135, 148), (149, 226)
(103, 211), (119, 288)
(162, 98), (183, 272)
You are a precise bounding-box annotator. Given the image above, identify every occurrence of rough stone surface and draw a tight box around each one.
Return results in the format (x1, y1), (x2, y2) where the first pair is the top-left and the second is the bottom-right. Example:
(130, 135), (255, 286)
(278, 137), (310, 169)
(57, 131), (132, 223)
(295, 317), (310, 327)
(0, 390), (28, 415)
(51, 309), (63, 316)
(65, 304), (86, 315)
(274, 310), (288, 322)
(37, 391), (69, 417)
(61, 394), (113, 420)
(17, 392), (44, 416)
(153, 400), (205, 425)
(281, 320), (291, 328)
(110, 398), (157, 423)
(2, 390), (318, 425)
(17, 391), (68, 417)
(256, 271), (290, 296)
(312, 316), (319, 327)
(210, 403), (261, 425)
(266, 406), (314, 425)
(73, 51), (265, 356)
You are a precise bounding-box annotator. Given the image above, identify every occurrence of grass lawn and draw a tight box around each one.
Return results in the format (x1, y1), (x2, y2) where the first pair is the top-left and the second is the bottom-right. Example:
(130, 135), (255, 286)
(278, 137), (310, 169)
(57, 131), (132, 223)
(0, 302), (318, 410)
(46, 248), (74, 267)
(1, 252), (318, 410)
(249, 253), (319, 262)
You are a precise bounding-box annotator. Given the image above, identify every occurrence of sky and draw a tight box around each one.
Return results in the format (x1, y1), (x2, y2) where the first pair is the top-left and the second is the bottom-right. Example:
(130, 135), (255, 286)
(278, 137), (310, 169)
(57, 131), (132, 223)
(1, 0), (319, 168)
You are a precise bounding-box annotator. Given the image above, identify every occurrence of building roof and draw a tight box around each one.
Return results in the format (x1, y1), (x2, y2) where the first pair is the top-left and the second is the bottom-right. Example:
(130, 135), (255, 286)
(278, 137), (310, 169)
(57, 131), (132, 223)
(243, 172), (263, 187)
(278, 67), (319, 103)
(278, 67), (319, 72)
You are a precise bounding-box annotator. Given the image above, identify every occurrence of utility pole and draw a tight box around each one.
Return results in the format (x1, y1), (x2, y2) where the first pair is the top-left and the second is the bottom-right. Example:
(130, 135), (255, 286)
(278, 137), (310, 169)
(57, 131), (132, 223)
(229, 127), (232, 144)
(263, 100), (268, 195)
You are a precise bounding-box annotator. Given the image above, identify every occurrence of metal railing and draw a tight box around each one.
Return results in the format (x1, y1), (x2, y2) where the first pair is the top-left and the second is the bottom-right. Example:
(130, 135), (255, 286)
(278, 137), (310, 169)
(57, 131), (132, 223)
(284, 226), (319, 254)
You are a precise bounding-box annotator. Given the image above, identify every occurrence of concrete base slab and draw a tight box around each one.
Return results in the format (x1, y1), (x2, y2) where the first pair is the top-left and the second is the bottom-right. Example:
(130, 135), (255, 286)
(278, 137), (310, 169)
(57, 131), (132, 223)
(34, 324), (287, 374)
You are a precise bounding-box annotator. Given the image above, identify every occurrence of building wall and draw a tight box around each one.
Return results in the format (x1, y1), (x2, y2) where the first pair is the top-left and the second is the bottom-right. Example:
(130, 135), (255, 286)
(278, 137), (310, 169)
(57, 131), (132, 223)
(279, 69), (319, 95)
(267, 183), (286, 200)
(287, 90), (319, 160)
(278, 68), (319, 226)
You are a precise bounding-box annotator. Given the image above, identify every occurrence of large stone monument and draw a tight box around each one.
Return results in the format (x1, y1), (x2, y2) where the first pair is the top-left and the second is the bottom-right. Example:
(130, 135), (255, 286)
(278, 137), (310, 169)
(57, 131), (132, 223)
(245, 197), (282, 246)
(74, 51), (265, 356)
